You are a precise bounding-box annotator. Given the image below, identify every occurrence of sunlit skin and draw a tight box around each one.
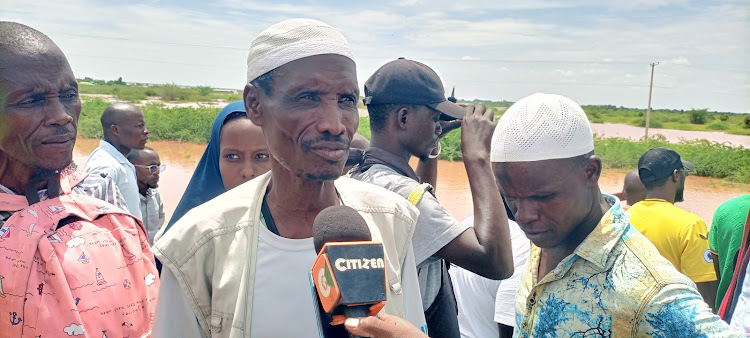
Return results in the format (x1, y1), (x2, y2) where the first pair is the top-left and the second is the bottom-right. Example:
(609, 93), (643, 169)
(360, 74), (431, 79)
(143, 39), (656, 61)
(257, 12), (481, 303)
(131, 148), (161, 196)
(244, 54), (359, 239)
(219, 118), (271, 190)
(116, 109), (149, 151)
(103, 104), (149, 156)
(403, 106), (442, 162)
(643, 169), (687, 204)
(494, 155), (610, 278)
(0, 45), (80, 194)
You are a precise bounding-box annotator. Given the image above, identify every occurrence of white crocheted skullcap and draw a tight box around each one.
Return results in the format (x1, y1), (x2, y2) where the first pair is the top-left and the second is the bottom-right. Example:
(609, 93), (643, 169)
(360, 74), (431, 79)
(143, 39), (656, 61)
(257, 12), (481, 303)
(490, 93), (594, 162)
(246, 18), (354, 84)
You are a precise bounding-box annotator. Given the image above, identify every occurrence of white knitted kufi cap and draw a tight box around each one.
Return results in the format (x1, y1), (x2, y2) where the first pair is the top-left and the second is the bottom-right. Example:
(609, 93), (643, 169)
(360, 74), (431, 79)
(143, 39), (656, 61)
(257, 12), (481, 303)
(246, 18), (354, 84)
(490, 93), (594, 162)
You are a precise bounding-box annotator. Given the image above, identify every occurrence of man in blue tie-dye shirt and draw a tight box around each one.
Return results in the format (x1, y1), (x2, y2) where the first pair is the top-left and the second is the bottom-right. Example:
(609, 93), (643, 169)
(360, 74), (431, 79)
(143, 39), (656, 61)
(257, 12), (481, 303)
(490, 93), (740, 337)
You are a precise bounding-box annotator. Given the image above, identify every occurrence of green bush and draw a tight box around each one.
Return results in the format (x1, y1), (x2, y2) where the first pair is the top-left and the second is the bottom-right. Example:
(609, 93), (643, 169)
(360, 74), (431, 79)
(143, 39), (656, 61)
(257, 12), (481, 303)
(595, 135), (749, 183)
(688, 109), (709, 124)
(197, 86), (213, 96)
(719, 115), (729, 121)
(707, 122), (729, 131)
(635, 118), (664, 128)
(664, 115), (688, 123)
(161, 84), (180, 101)
(356, 117), (371, 140)
(78, 98), (110, 139)
(78, 98), (220, 143)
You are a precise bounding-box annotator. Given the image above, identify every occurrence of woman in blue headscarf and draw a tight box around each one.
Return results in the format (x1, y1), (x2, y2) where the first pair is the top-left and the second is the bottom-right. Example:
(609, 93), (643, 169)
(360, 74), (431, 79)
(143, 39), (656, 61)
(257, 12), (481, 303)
(161, 100), (271, 234)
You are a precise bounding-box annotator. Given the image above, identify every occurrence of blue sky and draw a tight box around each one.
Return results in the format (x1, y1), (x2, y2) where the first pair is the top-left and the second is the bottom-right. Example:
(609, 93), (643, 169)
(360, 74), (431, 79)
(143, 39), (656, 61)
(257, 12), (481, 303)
(2, 0), (748, 113)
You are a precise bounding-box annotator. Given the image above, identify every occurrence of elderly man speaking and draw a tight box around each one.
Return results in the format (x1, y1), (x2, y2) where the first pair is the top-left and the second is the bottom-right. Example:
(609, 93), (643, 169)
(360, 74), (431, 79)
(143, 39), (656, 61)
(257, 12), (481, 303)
(152, 19), (426, 337)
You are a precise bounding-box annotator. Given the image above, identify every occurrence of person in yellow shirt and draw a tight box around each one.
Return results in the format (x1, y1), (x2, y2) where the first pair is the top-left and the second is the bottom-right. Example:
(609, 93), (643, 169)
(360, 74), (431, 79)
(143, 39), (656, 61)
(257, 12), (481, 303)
(628, 147), (718, 309)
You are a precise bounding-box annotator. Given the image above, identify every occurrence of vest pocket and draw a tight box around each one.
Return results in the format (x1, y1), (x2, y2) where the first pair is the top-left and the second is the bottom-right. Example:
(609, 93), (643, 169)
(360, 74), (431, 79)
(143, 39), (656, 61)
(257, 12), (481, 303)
(390, 281), (403, 295)
(210, 313), (223, 332)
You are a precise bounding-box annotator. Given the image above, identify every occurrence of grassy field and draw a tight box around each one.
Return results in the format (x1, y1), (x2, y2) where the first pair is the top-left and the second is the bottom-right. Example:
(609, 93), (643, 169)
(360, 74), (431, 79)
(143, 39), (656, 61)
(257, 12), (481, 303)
(79, 98), (221, 143)
(78, 77), (242, 103)
(84, 80), (749, 136)
(457, 99), (750, 136)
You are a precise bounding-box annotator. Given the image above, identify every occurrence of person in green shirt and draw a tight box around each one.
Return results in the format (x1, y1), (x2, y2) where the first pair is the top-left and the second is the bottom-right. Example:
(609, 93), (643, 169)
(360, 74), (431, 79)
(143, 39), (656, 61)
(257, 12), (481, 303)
(709, 194), (750, 310)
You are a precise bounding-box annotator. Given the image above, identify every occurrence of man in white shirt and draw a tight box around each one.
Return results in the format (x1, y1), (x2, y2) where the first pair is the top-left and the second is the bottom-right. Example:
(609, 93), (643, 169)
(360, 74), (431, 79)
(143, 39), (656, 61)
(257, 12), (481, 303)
(84, 103), (149, 219)
(152, 19), (426, 337)
(127, 147), (165, 245)
(450, 216), (530, 338)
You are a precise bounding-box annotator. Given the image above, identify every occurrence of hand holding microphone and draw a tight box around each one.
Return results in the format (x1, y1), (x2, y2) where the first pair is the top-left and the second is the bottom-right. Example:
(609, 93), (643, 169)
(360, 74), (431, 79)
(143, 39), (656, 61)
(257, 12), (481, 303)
(310, 205), (389, 337)
(344, 312), (429, 338)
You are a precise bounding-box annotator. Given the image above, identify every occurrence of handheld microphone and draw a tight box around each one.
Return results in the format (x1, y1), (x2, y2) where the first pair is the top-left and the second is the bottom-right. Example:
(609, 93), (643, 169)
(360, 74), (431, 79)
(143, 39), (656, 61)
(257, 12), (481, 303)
(310, 205), (388, 337)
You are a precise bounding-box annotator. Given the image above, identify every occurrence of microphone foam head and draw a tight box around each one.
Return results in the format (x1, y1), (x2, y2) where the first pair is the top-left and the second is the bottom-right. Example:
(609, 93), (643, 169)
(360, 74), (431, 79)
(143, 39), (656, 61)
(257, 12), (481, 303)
(313, 205), (372, 253)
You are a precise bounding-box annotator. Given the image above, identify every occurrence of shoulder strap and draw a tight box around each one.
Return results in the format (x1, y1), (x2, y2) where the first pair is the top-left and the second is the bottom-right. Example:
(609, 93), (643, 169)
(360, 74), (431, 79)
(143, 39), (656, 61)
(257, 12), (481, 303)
(407, 183), (433, 207)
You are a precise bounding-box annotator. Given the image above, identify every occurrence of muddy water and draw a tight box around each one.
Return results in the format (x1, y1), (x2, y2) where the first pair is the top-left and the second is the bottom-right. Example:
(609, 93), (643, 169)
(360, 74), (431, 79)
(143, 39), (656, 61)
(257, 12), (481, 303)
(73, 138), (747, 227)
(409, 159), (748, 227)
(73, 138), (205, 222)
(590, 123), (750, 148)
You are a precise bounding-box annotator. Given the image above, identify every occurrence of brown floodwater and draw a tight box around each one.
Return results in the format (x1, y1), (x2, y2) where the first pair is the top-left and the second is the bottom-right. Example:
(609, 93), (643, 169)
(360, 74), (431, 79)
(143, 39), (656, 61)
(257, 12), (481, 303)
(590, 123), (750, 148)
(73, 138), (748, 227)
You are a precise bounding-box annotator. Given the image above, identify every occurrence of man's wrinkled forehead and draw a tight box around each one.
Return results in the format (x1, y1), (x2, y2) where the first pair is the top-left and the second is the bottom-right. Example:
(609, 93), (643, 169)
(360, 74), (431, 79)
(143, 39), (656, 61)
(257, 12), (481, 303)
(0, 48), (72, 95)
(270, 55), (358, 95)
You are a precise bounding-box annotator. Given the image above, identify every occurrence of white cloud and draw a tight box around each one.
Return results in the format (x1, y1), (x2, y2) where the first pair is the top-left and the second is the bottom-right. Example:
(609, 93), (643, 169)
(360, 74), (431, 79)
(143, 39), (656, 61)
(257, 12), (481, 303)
(397, 0), (425, 6)
(555, 69), (576, 77)
(66, 237), (85, 248)
(145, 273), (156, 286)
(63, 323), (85, 336)
(461, 56), (481, 61)
(584, 67), (610, 75)
(606, 0), (690, 10)
(665, 57), (691, 65)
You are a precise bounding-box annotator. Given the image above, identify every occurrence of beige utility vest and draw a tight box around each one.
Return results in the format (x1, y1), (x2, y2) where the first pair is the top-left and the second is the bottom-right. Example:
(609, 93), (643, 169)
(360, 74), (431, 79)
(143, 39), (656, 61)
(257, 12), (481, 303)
(153, 173), (418, 337)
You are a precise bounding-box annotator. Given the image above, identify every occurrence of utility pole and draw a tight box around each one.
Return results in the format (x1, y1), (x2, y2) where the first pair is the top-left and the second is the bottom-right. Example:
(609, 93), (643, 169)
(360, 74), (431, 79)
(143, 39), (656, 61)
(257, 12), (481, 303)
(645, 62), (659, 138)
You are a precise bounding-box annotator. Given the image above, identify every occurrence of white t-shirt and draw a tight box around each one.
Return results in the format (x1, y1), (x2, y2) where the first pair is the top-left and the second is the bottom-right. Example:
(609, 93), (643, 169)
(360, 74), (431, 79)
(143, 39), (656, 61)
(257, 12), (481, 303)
(153, 225), (426, 337)
(730, 258), (750, 335)
(449, 217), (530, 338)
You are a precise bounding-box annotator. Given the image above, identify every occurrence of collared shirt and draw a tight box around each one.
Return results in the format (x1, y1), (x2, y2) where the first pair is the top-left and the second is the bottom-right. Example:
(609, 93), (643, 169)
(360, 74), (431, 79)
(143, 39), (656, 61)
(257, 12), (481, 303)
(450, 217), (530, 338)
(0, 171), (127, 225)
(629, 198), (716, 283)
(140, 188), (165, 245)
(84, 140), (142, 219)
(514, 195), (740, 337)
